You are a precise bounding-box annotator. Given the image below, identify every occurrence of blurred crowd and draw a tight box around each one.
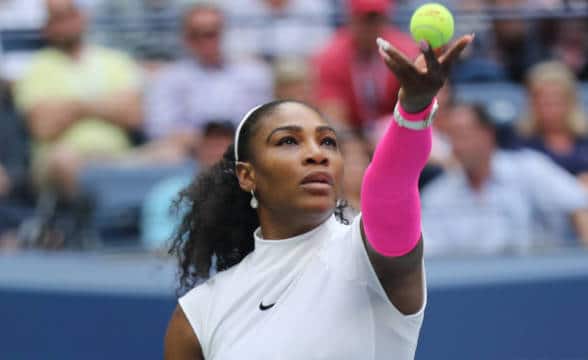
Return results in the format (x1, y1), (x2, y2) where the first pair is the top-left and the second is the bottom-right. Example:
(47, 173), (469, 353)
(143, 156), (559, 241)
(1, 0), (588, 258)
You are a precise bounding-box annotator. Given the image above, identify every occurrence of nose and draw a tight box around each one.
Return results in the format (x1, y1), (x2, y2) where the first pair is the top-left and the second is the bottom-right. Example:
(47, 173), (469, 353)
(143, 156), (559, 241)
(303, 142), (329, 166)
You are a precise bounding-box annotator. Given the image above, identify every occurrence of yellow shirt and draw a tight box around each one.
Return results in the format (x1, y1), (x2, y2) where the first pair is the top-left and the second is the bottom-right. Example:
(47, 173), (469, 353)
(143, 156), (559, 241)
(15, 46), (141, 159)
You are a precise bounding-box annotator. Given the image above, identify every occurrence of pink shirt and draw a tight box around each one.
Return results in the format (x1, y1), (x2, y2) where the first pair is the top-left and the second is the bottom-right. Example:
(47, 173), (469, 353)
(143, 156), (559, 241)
(313, 27), (418, 130)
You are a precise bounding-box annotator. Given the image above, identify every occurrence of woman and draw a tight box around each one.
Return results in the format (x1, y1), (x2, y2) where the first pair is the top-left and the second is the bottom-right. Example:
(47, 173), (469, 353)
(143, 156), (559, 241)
(518, 61), (588, 183)
(165, 34), (473, 359)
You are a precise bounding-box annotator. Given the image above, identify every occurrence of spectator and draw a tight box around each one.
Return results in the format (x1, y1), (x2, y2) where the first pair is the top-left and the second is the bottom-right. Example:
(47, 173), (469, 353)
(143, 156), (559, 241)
(548, 19), (588, 80)
(340, 133), (370, 214)
(518, 61), (588, 184)
(313, 0), (418, 132)
(272, 57), (313, 103)
(0, 78), (34, 250)
(453, 0), (546, 82)
(144, 1), (272, 157)
(141, 121), (234, 251)
(223, 0), (333, 61)
(0, 79), (28, 198)
(14, 0), (143, 197)
(422, 103), (588, 257)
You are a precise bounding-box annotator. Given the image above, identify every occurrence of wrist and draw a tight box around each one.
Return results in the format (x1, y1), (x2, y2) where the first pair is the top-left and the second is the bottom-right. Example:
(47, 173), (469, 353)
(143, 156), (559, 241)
(398, 89), (435, 113)
(397, 98), (436, 121)
(393, 98), (438, 130)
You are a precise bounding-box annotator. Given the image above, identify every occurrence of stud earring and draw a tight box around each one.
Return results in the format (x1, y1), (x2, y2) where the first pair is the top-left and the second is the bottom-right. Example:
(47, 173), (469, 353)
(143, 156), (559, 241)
(250, 190), (258, 209)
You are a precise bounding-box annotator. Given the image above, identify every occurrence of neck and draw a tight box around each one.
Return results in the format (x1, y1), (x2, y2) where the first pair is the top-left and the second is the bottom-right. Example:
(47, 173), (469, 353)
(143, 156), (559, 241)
(465, 158), (491, 191)
(198, 56), (223, 69)
(544, 131), (574, 153)
(257, 208), (331, 240)
(57, 42), (83, 59)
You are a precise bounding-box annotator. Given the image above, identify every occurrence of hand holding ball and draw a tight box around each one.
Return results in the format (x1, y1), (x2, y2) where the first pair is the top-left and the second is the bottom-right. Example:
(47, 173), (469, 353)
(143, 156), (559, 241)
(410, 3), (454, 49)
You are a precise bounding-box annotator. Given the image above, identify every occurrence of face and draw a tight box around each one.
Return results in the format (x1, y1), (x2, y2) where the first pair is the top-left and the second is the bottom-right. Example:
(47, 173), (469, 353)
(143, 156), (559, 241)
(448, 105), (495, 171)
(184, 8), (224, 66)
(274, 79), (311, 103)
(264, 0), (289, 10)
(350, 12), (387, 53)
(530, 82), (572, 133)
(197, 133), (234, 168)
(238, 103), (344, 219)
(44, 0), (86, 50)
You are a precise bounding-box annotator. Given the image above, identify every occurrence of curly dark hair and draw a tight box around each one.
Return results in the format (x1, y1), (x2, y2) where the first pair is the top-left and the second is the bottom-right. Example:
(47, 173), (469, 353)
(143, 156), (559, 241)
(169, 100), (347, 294)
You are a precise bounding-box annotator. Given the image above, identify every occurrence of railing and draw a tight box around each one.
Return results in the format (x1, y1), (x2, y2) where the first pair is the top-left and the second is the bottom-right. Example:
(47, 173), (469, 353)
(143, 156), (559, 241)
(1, 6), (587, 55)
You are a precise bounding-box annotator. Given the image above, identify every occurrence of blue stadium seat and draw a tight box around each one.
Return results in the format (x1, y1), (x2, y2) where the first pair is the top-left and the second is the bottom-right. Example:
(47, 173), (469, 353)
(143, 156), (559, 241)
(78, 161), (197, 245)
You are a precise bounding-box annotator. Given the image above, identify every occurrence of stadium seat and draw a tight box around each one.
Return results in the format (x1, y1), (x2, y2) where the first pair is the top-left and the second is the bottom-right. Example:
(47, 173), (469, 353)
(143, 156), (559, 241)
(78, 161), (197, 246)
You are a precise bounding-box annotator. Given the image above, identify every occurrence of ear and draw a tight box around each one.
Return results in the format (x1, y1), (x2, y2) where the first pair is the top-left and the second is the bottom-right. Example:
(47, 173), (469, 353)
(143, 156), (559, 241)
(235, 162), (256, 192)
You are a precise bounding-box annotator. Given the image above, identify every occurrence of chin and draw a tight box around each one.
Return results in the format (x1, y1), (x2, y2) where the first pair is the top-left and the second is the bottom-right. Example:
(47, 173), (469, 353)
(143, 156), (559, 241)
(299, 197), (336, 215)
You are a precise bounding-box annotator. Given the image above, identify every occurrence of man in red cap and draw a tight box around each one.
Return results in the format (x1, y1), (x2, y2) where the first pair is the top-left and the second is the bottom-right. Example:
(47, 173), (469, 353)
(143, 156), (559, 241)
(313, 0), (418, 132)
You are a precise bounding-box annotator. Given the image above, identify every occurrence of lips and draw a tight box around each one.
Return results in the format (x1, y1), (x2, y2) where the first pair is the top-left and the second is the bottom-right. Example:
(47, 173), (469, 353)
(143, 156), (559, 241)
(300, 172), (334, 186)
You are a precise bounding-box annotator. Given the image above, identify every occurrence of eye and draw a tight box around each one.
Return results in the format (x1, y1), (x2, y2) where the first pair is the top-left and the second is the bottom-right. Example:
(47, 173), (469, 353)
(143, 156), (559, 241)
(277, 136), (298, 146)
(321, 136), (338, 148)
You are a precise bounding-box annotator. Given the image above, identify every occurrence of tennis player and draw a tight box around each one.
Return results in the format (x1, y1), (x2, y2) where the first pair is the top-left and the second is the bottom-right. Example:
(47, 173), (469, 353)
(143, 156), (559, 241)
(165, 34), (473, 359)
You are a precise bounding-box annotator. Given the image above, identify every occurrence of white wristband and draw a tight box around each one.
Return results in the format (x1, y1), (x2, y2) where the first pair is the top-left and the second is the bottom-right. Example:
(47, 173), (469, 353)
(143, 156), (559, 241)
(393, 98), (439, 130)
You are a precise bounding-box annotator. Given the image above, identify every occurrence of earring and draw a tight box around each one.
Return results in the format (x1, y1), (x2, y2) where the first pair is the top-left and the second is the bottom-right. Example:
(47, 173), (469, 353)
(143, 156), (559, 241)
(250, 190), (258, 209)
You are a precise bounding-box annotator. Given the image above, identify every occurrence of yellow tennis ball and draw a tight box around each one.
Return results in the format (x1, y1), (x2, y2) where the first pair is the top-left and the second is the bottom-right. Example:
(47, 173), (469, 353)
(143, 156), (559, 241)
(410, 3), (454, 49)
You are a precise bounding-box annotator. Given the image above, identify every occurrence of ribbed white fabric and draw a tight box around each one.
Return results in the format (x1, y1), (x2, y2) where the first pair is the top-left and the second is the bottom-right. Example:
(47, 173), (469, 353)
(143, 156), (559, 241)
(179, 215), (426, 359)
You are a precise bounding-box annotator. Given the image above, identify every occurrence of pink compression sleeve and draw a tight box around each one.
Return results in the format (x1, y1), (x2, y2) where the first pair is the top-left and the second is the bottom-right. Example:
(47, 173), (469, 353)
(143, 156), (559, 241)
(360, 101), (434, 257)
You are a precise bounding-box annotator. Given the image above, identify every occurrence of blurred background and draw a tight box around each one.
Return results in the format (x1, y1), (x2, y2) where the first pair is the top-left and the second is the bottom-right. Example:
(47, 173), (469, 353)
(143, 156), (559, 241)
(1, 0), (588, 358)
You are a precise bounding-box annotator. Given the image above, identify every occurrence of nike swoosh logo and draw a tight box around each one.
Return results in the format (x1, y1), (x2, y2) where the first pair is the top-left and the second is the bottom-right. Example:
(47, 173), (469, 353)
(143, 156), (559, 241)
(259, 302), (275, 311)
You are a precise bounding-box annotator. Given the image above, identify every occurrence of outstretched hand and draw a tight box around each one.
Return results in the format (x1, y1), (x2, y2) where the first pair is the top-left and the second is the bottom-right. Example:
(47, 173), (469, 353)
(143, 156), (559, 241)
(377, 34), (474, 113)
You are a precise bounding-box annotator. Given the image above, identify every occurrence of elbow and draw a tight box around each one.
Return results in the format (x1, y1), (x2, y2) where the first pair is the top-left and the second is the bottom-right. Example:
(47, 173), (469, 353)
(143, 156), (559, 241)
(126, 109), (143, 130)
(28, 121), (60, 142)
(124, 97), (144, 130)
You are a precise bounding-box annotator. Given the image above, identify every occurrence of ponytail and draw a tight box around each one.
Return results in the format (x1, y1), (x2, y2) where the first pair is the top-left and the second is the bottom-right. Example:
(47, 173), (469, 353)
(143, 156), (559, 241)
(169, 144), (258, 294)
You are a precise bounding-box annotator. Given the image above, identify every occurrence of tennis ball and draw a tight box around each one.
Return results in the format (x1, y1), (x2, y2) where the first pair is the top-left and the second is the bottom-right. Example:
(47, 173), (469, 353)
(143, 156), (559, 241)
(410, 3), (454, 49)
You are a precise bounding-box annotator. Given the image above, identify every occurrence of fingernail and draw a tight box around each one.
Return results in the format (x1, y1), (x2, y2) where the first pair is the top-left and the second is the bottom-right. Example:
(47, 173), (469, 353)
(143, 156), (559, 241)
(378, 47), (391, 61)
(376, 37), (391, 51)
(419, 40), (429, 52)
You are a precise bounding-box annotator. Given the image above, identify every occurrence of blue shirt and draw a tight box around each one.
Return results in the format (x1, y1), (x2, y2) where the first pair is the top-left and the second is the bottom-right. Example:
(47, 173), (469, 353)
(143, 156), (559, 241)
(422, 150), (588, 257)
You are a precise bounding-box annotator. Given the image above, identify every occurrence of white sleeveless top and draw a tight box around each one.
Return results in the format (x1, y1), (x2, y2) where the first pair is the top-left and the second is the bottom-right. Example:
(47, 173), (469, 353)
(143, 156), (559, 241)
(179, 215), (426, 359)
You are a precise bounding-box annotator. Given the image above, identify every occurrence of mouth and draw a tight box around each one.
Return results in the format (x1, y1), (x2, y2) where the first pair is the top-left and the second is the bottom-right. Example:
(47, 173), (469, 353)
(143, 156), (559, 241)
(300, 172), (334, 194)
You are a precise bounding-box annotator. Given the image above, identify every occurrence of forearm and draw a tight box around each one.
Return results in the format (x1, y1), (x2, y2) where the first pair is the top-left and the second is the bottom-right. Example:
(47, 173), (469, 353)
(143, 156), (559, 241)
(81, 91), (143, 130)
(27, 101), (81, 141)
(360, 100), (433, 257)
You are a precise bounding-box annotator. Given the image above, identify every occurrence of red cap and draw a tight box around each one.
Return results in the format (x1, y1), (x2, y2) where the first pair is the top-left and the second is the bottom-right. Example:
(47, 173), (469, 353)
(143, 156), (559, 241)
(349, 0), (391, 15)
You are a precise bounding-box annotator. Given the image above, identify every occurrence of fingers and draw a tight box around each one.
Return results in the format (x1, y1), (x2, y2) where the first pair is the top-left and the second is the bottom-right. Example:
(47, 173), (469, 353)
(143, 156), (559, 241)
(439, 34), (475, 72)
(377, 37), (416, 75)
(420, 40), (441, 75)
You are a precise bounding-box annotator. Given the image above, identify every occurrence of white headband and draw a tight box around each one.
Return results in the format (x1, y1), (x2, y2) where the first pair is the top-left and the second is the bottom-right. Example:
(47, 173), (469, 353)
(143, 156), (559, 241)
(234, 104), (263, 162)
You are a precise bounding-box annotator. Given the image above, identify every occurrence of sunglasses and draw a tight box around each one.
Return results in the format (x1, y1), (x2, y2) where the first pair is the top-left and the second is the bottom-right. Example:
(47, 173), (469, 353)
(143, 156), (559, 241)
(187, 28), (221, 40)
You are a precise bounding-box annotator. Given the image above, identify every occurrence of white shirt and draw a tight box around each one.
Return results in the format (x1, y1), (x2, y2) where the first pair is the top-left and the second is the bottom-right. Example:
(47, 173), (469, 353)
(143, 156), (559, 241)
(144, 57), (272, 138)
(422, 149), (588, 257)
(179, 215), (426, 359)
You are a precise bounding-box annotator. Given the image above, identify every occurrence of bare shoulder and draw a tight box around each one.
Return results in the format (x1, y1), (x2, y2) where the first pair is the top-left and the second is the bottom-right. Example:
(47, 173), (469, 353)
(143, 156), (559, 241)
(164, 305), (203, 360)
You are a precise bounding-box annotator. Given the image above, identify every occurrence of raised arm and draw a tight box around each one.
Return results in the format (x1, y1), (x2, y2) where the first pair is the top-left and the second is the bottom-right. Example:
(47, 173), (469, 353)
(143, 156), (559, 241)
(360, 35), (473, 314)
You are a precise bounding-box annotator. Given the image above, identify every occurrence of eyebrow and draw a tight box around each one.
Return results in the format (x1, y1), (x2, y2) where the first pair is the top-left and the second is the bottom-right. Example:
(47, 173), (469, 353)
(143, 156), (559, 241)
(266, 125), (337, 143)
